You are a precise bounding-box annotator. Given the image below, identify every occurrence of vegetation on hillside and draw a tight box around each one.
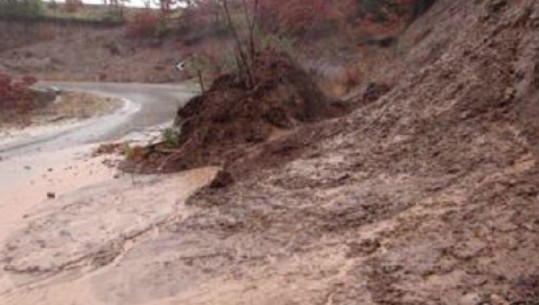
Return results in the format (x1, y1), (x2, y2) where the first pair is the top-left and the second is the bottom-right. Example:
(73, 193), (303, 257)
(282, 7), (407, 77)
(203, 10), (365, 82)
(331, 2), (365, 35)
(0, 0), (43, 18)
(164, 0), (437, 93)
(0, 0), (128, 22)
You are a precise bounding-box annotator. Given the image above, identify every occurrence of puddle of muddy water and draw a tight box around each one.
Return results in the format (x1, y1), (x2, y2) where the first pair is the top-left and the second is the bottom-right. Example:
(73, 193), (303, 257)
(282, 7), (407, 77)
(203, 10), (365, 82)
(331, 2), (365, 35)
(0, 144), (120, 244)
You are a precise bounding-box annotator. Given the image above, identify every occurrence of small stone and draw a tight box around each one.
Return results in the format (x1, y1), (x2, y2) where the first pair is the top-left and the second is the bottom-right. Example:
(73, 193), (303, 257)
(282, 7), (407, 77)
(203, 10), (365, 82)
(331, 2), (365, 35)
(209, 170), (234, 189)
(504, 87), (516, 100)
(490, 294), (509, 305)
(47, 192), (56, 199)
(24, 166), (31, 170)
(347, 238), (381, 257)
(459, 293), (482, 305)
(381, 264), (401, 274)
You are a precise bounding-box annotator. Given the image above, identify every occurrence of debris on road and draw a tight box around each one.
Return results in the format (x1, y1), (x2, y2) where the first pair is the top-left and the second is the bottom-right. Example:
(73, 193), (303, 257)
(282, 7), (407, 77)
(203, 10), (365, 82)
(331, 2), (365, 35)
(125, 51), (348, 175)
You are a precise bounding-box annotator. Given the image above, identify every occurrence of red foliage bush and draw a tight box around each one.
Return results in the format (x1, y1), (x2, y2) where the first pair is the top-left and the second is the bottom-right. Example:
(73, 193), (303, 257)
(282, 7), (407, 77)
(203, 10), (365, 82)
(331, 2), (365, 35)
(258, 0), (328, 34)
(39, 25), (56, 41)
(21, 75), (37, 86)
(126, 10), (160, 38)
(343, 66), (362, 92)
(64, 0), (83, 13)
(257, 0), (429, 35)
(0, 74), (36, 114)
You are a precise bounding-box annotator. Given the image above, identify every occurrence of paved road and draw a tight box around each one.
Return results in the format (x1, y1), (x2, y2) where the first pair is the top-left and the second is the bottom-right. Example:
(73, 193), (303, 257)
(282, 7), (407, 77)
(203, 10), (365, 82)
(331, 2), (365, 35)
(0, 82), (198, 157)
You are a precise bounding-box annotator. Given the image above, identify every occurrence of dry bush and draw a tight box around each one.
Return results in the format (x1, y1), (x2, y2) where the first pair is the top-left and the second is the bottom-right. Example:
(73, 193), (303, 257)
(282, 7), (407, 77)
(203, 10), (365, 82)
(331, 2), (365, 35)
(64, 0), (83, 13)
(343, 65), (362, 93)
(39, 25), (56, 41)
(126, 9), (160, 38)
(0, 74), (37, 115)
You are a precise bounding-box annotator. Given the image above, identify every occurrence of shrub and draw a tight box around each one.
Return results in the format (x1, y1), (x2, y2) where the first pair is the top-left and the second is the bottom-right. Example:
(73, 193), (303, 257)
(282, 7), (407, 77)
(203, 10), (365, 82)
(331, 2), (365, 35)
(126, 9), (161, 38)
(155, 17), (169, 38)
(0, 0), (44, 18)
(0, 74), (37, 115)
(259, 0), (328, 35)
(162, 127), (181, 148)
(39, 25), (56, 40)
(64, 0), (83, 13)
(21, 75), (38, 86)
(343, 65), (362, 92)
(47, 0), (58, 10)
(102, 9), (124, 23)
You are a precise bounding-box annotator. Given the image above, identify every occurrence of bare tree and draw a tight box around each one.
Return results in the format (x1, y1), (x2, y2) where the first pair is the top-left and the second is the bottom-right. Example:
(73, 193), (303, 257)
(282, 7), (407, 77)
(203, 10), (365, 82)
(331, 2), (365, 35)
(221, 0), (261, 88)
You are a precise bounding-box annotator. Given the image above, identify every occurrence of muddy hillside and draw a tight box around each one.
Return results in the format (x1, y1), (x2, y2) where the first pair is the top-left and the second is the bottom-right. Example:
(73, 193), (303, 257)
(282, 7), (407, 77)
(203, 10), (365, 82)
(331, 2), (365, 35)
(176, 0), (539, 302)
(1, 0), (538, 304)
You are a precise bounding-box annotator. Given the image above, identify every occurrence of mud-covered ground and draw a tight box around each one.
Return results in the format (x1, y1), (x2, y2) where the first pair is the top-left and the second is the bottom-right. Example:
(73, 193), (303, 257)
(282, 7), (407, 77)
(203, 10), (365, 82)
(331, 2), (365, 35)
(0, 0), (538, 304)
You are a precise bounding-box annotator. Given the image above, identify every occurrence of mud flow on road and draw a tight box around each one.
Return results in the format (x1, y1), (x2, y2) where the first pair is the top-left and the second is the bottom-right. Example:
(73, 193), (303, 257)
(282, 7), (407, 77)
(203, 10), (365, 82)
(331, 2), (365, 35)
(0, 82), (220, 305)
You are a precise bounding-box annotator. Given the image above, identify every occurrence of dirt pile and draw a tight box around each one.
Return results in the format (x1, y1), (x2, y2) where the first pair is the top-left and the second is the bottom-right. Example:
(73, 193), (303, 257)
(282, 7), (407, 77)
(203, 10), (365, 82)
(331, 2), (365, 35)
(129, 51), (343, 172)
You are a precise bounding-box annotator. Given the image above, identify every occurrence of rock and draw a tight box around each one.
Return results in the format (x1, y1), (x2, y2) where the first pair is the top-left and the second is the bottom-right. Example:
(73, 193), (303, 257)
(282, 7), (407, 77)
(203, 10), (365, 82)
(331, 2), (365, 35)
(459, 293), (482, 305)
(480, 0), (507, 20)
(209, 170), (234, 189)
(490, 294), (509, 305)
(46, 192), (56, 199)
(346, 238), (381, 257)
(488, 0), (507, 14)
(504, 87), (516, 101)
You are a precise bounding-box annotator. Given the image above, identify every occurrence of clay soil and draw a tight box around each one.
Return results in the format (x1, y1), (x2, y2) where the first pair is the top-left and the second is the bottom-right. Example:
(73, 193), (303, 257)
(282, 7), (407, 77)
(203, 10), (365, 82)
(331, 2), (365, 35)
(1, 0), (538, 304)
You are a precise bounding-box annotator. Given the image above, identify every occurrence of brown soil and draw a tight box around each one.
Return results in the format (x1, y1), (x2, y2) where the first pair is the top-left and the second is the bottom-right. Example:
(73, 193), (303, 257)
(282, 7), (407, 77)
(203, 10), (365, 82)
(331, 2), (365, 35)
(1, 1), (539, 304)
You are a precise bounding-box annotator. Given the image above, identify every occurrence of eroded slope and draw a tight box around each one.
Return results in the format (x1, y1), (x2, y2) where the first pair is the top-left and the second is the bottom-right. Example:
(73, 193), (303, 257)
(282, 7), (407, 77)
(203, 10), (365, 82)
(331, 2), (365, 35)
(1, 0), (538, 304)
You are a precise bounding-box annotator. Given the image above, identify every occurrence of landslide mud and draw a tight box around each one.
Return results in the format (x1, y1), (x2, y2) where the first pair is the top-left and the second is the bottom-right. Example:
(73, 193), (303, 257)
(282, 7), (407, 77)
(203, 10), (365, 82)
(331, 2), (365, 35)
(1, 1), (538, 304)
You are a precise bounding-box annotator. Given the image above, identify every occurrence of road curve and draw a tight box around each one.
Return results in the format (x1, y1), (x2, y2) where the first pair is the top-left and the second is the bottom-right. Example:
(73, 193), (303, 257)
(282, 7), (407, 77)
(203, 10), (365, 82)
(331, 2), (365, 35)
(0, 81), (198, 157)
